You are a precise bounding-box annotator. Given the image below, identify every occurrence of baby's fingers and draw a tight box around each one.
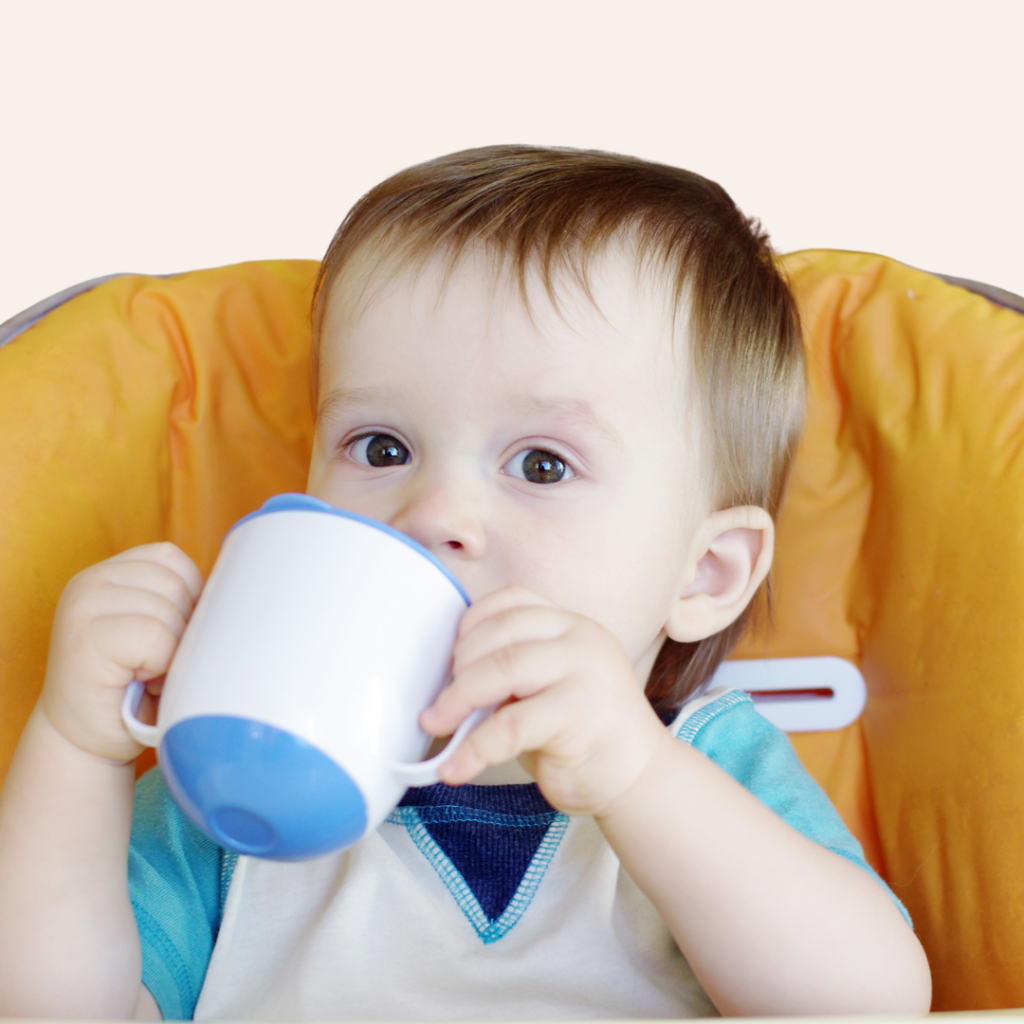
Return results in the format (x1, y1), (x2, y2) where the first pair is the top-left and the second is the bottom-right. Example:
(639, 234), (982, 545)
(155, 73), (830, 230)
(40, 608), (186, 761)
(90, 612), (185, 684)
(424, 635), (573, 735)
(58, 581), (191, 658)
(97, 543), (203, 613)
(456, 585), (555, 638)
(436, 687), (566, 785)
(108, 542), (204, 593)
(453, 602), (574, 676)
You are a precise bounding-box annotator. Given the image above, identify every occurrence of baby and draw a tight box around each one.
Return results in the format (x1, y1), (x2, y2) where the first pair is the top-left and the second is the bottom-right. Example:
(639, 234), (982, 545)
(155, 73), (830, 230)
(0, 146), (931, 1018)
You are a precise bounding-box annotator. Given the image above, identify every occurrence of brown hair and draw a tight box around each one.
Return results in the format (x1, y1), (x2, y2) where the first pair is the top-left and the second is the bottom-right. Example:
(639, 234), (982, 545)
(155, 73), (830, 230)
(312, 145), (804, 715)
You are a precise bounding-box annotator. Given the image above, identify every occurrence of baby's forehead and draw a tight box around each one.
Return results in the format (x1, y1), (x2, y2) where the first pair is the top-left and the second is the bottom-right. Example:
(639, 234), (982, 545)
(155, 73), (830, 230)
(323, 239), (685, 343)
(317, 243), (699, 447)
(315, 240), (711, 489)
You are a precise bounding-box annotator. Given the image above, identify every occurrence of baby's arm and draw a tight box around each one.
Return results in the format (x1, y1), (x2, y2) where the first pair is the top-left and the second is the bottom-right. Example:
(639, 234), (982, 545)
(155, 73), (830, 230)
(596, 726), (931, 1016)
(424, 586), (931, 1017)
(0, 544), (202, 1019)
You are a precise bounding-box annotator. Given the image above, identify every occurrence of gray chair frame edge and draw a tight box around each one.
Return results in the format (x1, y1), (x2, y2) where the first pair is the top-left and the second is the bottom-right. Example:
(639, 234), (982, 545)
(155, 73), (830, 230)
(932, 274), (1024, 316)
(0, 274), (131, 350)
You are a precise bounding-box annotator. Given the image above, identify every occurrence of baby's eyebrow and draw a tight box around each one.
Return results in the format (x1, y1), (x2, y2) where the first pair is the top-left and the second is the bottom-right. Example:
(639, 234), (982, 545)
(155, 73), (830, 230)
(511, 396), (624, 451)
(316, 386), (390, 424)
(317, 388), (623, 451)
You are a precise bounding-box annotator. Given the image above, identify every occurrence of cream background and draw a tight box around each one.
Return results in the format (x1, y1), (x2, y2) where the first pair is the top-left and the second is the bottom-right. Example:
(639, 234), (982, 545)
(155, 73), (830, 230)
(1, 0), (1021, 324)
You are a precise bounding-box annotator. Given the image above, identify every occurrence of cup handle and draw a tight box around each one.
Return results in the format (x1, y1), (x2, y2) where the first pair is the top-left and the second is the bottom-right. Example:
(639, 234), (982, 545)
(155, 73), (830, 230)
(121, 680), (161, 747)
(393, 706), (494, 788)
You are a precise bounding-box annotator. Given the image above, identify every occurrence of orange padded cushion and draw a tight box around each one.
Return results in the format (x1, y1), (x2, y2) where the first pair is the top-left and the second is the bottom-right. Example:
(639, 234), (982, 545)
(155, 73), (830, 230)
(735, 251), (1024, 1009)
(2, 253), (1023, 1009)
(0, 261), (319, 778)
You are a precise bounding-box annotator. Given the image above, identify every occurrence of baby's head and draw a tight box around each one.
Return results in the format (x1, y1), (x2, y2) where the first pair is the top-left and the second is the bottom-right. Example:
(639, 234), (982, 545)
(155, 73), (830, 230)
(307, 146), (804, 714)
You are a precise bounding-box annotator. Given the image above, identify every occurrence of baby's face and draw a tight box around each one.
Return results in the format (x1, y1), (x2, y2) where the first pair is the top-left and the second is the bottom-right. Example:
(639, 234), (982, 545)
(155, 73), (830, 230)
(307, 249), (713, 683)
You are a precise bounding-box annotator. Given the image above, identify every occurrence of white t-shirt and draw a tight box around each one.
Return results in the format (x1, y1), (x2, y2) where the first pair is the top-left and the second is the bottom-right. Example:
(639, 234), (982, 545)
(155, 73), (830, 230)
(129, 688), (909, 1020)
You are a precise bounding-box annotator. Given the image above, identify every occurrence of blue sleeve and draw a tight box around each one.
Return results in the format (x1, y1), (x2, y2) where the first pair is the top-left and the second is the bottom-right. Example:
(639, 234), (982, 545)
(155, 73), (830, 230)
(675, 689), (912, 928)
(129, 768), (237, 1020)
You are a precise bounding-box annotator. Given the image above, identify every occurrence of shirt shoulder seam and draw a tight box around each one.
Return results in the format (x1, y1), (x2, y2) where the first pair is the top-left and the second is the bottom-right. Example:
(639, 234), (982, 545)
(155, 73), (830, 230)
(671, 687), (752, 745)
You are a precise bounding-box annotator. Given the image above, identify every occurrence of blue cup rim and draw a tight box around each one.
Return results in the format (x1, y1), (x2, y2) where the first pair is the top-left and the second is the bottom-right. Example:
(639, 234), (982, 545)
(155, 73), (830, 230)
(229, 493), (471, 606)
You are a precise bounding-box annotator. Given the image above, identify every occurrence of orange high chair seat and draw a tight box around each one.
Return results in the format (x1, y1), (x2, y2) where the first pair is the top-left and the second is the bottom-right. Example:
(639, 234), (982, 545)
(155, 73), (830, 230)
(1, 253), (1023, 1011)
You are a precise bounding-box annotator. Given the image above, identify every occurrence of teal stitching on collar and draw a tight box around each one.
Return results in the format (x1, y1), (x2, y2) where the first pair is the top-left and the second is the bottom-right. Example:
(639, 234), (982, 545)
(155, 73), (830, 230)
(674, 689), (752, 745)
(410, 804), (559, 828)
(388, 806), (569, 944)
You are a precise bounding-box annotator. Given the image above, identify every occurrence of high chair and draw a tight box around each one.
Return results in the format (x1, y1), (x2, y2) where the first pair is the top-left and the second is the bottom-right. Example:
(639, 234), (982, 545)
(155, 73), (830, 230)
(1, 252), (1023, 1013)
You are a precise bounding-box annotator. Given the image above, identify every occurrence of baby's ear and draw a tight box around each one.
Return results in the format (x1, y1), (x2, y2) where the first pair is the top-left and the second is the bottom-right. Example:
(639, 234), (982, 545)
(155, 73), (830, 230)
(664, 506), (774, 643)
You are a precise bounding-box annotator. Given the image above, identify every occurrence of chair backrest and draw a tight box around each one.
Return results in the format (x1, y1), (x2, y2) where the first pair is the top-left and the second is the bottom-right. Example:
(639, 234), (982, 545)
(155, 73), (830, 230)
(2, 252), (1023, 1009)
(0, 260), (318, 775)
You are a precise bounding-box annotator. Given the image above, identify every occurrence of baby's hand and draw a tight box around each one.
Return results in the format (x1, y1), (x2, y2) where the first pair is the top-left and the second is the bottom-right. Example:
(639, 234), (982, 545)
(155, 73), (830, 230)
(420, 586), (669, 817)
(39, 543), (204, 764)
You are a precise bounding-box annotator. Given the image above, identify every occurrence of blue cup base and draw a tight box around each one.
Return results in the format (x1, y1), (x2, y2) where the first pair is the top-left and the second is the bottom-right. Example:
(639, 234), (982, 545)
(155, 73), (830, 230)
(159, 716), (368, 861)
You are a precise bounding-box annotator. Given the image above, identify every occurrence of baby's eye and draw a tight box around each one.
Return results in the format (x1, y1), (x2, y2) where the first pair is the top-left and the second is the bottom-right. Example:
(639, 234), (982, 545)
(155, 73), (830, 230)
(349, 433), (410, 467)
(505, 448), (574, 484)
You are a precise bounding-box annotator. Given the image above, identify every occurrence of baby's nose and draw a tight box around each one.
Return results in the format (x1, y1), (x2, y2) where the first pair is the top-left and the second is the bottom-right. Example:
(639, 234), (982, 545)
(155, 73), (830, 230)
(388, 478), (486, 560)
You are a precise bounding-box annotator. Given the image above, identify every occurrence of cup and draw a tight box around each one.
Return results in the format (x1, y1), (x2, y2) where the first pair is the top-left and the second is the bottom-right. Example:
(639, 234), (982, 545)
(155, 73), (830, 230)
(121, 493), (481, 861)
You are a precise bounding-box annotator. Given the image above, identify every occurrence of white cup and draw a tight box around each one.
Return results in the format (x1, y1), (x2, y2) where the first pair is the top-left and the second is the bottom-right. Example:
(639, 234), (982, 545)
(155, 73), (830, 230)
(122, 493), (482, 860)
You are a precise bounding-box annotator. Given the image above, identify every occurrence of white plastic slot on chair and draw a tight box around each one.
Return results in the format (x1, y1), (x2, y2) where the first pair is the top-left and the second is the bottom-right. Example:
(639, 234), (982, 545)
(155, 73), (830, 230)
(708, 657), (867, 732)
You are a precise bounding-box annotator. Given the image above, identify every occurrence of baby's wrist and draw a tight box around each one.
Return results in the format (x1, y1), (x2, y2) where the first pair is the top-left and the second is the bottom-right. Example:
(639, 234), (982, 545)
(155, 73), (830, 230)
(32, 700), (139, 771)
(591, 727), (677, 824)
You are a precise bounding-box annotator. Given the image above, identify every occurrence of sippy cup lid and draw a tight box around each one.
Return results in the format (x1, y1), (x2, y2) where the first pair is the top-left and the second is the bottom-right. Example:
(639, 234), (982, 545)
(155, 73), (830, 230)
(229, 494), (470, 605)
